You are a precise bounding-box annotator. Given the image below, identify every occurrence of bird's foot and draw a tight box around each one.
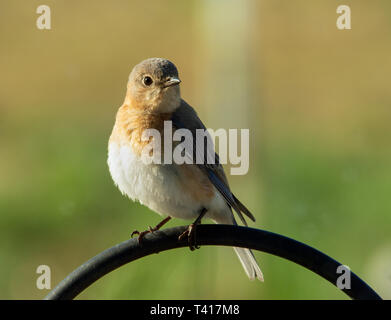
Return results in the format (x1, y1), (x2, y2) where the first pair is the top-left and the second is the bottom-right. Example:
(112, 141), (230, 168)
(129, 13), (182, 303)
(131, 216), (171, 244)
(131, 226), (156, 244)
(178, 208), (207, 251)
(178, 223), (200, 251)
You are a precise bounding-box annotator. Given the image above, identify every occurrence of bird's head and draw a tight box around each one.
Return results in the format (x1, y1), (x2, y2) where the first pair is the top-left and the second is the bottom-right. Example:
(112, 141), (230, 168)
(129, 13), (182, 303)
(126, 58), (181, 113)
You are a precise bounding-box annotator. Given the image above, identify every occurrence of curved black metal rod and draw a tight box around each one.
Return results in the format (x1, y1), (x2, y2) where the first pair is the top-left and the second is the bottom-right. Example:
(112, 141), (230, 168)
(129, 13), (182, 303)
(44, 225), (381, 300)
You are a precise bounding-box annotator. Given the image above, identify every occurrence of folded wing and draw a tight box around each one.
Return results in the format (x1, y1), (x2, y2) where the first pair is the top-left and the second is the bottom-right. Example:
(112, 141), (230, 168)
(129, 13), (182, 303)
(171, 100), (255, 225)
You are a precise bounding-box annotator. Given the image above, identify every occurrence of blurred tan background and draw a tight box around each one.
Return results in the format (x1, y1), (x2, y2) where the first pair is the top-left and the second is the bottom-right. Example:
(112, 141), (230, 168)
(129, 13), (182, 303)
(1, 0), (391, 299)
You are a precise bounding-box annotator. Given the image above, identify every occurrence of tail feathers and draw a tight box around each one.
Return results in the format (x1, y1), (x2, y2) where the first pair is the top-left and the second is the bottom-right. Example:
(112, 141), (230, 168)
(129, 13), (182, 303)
(213, 212), (263, 281)
(234, 247), (264, 282)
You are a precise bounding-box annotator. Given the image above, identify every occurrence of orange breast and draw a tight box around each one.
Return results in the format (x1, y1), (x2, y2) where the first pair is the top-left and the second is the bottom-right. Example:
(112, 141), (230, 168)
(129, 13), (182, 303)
(109, 103), (172, 157)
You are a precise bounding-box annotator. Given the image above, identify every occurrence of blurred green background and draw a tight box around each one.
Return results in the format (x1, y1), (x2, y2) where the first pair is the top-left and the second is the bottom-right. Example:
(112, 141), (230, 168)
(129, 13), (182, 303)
(1, 0), (391, 299)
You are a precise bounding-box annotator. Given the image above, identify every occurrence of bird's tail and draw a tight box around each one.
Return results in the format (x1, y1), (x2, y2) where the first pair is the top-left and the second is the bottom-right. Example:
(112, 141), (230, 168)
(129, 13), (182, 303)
(214, 214), (264, 281)
(233, 247), (264, 281)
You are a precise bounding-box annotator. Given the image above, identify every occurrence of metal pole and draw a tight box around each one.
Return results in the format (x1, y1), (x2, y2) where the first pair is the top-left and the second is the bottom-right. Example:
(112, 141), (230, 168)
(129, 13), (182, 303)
(44, 225), (381, 300)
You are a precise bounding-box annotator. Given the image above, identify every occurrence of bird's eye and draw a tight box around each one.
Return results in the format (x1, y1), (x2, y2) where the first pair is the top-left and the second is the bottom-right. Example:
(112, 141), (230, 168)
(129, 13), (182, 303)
(143, 76), (153, 86)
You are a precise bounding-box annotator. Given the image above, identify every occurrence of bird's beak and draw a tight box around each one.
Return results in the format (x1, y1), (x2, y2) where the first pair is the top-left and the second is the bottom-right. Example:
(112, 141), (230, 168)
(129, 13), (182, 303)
(163, 77), (181, 88)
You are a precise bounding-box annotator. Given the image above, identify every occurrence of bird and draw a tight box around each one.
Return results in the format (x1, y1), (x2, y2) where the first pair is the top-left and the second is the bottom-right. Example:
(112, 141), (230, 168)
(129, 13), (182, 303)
(107, 57), (263, 281)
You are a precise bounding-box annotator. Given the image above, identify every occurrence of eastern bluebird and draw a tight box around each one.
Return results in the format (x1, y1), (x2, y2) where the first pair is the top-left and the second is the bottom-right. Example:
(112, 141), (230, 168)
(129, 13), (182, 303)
(108, 58), (263, 281)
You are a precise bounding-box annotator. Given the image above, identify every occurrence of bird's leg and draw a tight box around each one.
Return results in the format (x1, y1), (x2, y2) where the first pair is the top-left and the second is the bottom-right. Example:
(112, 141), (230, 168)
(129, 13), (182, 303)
(131, 216), (172, 244)
(178, 208), (207, 251)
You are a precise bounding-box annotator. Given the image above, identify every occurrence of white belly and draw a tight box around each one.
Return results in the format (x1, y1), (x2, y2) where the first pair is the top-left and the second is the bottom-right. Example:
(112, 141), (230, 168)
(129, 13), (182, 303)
(108, 142), (207, 220)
